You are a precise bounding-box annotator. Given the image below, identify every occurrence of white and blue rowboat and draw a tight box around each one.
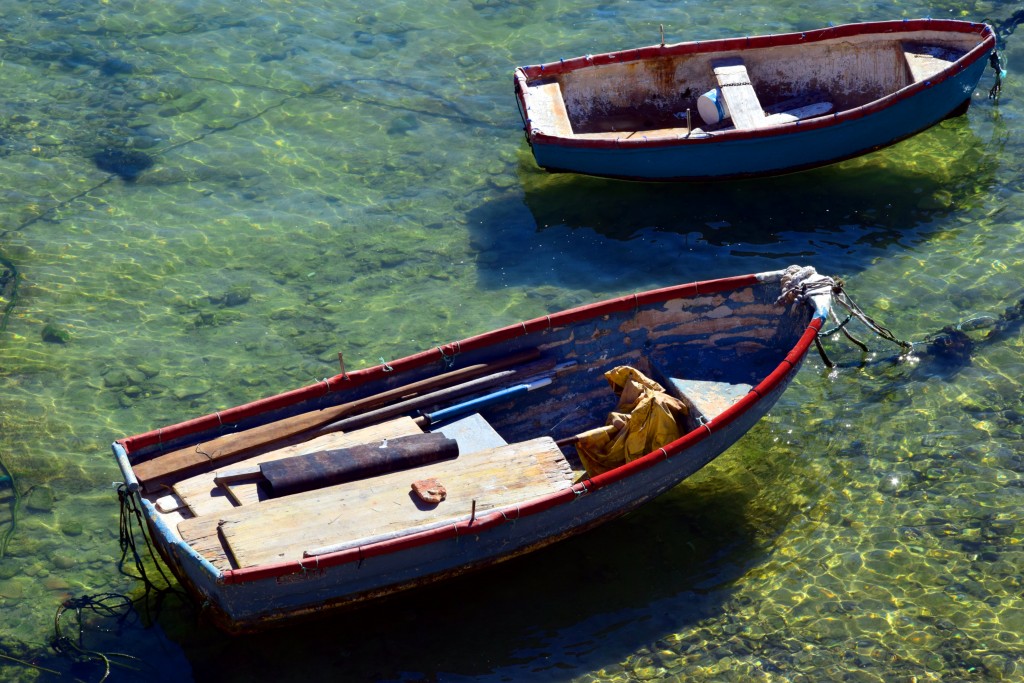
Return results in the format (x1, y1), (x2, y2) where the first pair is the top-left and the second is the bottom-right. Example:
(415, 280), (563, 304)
(514, 19), (996, 181)
(114, 266), (832, 632)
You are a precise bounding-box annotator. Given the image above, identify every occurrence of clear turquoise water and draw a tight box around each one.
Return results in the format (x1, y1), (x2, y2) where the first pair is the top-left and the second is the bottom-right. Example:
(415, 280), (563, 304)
(1, 0), (1023, 680)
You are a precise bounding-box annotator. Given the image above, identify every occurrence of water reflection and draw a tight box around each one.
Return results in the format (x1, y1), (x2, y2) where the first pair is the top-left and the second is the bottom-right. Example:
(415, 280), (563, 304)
(517, 117), (995, 248)
(166, 474), (807, 681)
(458, 116), (1001, 294)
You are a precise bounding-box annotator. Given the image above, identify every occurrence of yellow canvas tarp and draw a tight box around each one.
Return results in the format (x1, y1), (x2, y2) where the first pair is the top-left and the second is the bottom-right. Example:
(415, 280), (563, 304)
(575, 366), (689, 476)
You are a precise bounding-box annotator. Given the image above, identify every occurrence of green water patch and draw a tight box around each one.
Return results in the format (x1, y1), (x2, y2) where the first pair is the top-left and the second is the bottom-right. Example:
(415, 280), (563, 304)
(0, 0), (1022, 680)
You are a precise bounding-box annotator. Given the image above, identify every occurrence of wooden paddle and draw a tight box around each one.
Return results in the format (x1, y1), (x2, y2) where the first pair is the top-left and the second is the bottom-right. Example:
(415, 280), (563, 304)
(133, 348), (541, 491)
(307, 358), (560, 437)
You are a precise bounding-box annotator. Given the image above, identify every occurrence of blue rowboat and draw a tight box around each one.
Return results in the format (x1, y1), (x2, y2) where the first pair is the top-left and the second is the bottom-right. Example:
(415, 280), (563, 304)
(113, 266), (832, 632)
(514, 19), (996, 181)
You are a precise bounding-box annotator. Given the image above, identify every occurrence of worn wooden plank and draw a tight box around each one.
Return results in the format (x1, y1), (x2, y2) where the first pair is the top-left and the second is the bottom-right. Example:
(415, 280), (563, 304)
(762, 101), (833, 126)
(154, 493), (187, 514)
(178, 437), (575, 570)
(435, 412), (508, 454)
(527, 79), (575, 137)
(173, 417), (424, 517)
(903, 44), (959, 82)
(664, 378), (753, 422)
(713, 58), (765, 130)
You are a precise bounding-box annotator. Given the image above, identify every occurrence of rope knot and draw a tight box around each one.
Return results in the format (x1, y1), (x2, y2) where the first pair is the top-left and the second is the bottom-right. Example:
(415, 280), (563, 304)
(776, 265), (836, 305)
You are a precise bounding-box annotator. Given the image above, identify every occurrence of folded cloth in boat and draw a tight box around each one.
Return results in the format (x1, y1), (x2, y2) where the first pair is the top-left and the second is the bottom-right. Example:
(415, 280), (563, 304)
(575, 366), (688, 476)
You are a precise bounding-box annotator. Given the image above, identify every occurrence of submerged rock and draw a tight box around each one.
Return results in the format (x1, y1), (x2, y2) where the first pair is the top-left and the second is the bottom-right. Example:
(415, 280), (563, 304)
(24, 486), (54, 513)
(41, 322), (71, 344)
(92, 147), (154, 181)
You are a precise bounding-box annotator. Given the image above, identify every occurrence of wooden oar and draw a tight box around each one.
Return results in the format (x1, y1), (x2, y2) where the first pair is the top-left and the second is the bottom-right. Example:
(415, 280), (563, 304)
(133, 348), (540, 491)
(307, 358), (558, 438)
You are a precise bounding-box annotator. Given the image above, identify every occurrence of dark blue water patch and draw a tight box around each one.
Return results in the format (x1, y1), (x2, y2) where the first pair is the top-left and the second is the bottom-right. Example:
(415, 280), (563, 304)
(100, 58), (134, 76)
(91, 147), (154, 181)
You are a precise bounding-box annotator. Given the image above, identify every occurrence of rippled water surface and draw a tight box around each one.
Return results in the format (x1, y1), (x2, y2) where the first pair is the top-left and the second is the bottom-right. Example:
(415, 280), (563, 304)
(1, 0), (1023, 680)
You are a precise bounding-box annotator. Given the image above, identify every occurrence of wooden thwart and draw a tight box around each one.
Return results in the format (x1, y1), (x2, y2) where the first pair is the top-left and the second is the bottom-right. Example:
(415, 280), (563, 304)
(177, 436), (575, 571)
(713, 57), (766, 130)
(903, 43), (962, 82)
(527, 79), (574, 137)
(663, 378), (753, 424)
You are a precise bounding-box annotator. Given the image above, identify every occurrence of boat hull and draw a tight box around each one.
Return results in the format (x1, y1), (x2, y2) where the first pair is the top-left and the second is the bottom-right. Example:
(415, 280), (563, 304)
(137, 374), (794, 631)
(114, 268), (830, 632)
(515, 20), (995, 181)
(527, 58), (986, 180)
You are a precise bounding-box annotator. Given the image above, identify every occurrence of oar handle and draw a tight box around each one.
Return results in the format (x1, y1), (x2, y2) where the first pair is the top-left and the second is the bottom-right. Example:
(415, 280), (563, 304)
(422, 377), (552, 425)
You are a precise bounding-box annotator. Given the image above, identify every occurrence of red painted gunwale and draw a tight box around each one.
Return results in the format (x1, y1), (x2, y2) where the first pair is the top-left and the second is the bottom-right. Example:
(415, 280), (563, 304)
(513, 19), (995, 150)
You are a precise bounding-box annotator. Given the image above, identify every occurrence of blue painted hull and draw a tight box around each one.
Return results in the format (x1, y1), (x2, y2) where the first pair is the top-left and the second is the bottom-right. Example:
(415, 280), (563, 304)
(515, 20), (996, 181)
(531, 59), (986, 180)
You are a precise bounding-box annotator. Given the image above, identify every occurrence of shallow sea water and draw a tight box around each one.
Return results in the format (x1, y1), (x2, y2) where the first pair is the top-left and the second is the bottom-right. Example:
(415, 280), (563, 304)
(1, 0), (1023, 680)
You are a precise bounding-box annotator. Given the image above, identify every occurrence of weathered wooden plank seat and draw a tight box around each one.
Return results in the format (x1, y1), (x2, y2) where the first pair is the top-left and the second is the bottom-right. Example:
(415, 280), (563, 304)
(525, 79), (574, 137)
(432, 412), (507, 453)
(177, 436), (575, 571)
(662, 378), (753, 427)
(903, 43), (964, 82)
(712, 57), (766, 130)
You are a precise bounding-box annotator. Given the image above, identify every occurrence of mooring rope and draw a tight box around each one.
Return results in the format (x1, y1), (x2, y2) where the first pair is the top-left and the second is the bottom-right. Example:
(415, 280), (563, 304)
(778, 265), (915, 367)
(830, 286), (914, 352)
(0, 456), (20, 560)
(116, 485), (190, 614)
(989, 50), (1005, 99)
(46, 486), (192, 678)
(52, 593), (144, 682)
(985, 9), (1020, 99)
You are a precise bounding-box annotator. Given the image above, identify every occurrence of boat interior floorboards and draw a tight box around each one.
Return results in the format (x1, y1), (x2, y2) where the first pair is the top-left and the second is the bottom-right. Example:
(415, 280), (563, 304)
(172, 413), (576, 571)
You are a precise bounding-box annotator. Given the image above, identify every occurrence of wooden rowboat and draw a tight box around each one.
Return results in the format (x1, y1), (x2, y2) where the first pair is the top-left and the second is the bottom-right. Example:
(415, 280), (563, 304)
(113, 266), (832, 632)
(514, 19), (996, 181)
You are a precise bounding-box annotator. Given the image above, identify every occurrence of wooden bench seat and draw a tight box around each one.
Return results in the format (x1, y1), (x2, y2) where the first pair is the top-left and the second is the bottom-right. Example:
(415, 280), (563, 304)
(177, 436), (575, 570)
(432, 412), (507, 454)
(712, 57), (766, 130)
(526, 79), (574, 137)
(903, 43), (964, 82)
(662, 378), (753, 427)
